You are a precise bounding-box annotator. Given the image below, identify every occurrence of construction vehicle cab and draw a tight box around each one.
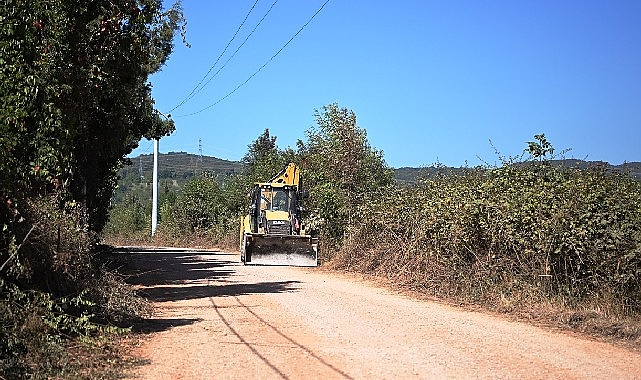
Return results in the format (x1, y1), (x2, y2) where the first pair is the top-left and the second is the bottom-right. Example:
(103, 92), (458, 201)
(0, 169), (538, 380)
(240, 163), (318, 266)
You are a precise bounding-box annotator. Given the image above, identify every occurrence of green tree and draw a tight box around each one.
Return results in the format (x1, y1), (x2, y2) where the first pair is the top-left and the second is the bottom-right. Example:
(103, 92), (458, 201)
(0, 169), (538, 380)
(298, 103), (393, 244)
(229, 128), (290, 220)
(526, 133), (555, 161)
(219, 173), (251, 223)
(0, 3), (186, 374)
(157, 174), (233, 238)
(180, 175), (223, 231)
(0, 0), (185, 233)
(103, 193), (150, 238)
(242, 128), (287, 183)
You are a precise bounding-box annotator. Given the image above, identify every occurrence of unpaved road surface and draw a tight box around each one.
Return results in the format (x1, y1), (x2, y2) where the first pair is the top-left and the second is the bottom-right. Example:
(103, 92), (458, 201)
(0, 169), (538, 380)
(118, 248), (641, 379)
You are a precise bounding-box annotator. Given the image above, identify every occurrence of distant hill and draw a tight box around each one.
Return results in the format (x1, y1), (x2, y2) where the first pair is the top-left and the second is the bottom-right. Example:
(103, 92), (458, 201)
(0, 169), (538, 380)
(614, 162), (641, 178)
(553, 160), (641, 179)
(393, 166), (464, 184)
(116, 153), (640, 203)
(121, 151), (243, 181)
(393, 160), (641, 184)
(113, 152), (243, 203)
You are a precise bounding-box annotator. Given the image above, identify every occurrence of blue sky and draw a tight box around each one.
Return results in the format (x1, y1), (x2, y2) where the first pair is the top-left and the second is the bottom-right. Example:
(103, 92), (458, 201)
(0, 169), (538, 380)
(130, 1), (641, 168)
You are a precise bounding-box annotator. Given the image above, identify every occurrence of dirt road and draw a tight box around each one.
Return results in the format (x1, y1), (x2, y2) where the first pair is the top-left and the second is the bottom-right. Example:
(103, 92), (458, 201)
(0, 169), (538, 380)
(119, 248), (641, 379)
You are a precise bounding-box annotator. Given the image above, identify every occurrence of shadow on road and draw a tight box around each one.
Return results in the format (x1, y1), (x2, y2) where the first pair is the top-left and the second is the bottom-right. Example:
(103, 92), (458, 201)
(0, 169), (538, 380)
(103, 247), (304, 336)
(131, 318), (203, 334)
(139, 280), (301, 302)
(106, 250), (235, 287)
(105, 246), (302, 303)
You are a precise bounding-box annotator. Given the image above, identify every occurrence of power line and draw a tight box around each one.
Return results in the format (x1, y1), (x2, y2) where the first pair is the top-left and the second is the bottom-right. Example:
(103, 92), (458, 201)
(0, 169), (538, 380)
(176, 0), (331, 118)
(188, 0), (280, 105)
(135, 140), (154, 155)
(169, 0), (261, 113)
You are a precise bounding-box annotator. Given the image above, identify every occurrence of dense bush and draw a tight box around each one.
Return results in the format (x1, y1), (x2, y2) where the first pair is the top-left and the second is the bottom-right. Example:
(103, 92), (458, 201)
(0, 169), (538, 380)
(0, 196), (148, 377)
(334, 161), (641, 315)
(103, 193), (152, 243)
(157, 174), (235, 240)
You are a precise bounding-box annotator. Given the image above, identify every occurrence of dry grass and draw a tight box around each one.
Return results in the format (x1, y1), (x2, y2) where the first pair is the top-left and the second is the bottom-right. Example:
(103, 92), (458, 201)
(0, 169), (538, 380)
(323, 249), (641, 351)
(53, 335), (149, 379)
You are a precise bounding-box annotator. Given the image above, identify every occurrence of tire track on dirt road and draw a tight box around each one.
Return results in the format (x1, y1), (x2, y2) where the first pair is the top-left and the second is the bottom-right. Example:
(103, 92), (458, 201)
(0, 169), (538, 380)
(209, 288), (354, 380)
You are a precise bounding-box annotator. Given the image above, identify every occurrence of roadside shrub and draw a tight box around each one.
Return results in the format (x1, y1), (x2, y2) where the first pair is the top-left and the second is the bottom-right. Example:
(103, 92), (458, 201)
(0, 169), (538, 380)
(152, 174), (239, 247)
(334, 162), (641, 315)
(103, 193), (151, 243)
(1, 195), (147, 377)
(0, 279), (65, 378)
(4, 195), (96, 296)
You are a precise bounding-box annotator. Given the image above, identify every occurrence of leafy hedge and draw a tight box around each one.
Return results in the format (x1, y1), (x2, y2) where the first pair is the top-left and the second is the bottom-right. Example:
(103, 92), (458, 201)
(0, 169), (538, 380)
(335, 162), (641, 314)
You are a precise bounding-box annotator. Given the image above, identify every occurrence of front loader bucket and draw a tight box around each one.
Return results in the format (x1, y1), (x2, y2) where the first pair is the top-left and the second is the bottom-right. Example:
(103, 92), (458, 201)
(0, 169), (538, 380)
(244, 234), (318, 267)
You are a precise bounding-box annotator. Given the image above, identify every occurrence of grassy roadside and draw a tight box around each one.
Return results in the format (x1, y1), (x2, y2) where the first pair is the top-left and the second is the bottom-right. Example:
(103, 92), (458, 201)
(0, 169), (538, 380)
(45, 336), (146, 379)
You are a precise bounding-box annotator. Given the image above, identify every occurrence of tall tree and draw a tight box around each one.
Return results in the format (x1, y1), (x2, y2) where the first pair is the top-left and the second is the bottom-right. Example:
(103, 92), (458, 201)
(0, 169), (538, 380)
(0, 0), (185, 232)
(242, 128), (287, 183)
(299, 103), (393, 243)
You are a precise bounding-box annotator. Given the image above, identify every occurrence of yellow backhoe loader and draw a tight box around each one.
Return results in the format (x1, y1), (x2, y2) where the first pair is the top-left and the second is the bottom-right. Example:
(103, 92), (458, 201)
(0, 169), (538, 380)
(239, 163), (318, 266)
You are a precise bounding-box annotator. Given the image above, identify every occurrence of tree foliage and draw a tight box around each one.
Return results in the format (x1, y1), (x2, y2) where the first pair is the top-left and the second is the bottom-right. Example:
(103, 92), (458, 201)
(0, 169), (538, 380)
(0, 0), (184, 232)
(242, 128), (288, 184)
(526, 133), (555, 161)
(298, 103), (393, 244)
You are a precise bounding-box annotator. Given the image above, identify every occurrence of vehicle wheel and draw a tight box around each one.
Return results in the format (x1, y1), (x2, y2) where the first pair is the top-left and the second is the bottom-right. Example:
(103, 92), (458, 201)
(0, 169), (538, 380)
(241, 234), (248, 265)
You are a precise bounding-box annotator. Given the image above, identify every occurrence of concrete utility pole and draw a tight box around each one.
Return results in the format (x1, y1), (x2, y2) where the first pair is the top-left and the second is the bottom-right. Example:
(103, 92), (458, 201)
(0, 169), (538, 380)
(198, 138), (203, 175)
(139, 156), (144, 184)
(151, 138), (159, 236)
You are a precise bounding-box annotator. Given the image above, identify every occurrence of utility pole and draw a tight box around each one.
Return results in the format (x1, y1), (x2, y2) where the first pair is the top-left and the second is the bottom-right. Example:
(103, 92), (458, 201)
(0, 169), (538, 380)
(151, 110), (170, 237)
(151, 138), (159, 236)
(139, 156), (144, 184)
(197, 138), (203, 175)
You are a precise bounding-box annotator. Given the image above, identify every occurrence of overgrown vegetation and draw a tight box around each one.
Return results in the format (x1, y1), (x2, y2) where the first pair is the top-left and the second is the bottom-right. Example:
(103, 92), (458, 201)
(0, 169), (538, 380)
(1, 1), (184, 377)
(333, 135), (641, 322)
(105, 104), (393, 252)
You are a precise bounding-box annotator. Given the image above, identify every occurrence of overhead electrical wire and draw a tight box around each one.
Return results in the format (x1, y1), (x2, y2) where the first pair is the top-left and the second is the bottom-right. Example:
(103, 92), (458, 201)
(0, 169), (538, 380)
(138, 140), (154, 155)
(191, 0), (280, 103)
(176, 0), (331, 118)
(168, 0), (261, 113)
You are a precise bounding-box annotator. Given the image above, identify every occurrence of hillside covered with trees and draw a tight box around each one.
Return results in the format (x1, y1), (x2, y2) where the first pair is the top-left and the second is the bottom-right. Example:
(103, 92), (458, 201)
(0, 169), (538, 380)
(114, 153), (641, 207)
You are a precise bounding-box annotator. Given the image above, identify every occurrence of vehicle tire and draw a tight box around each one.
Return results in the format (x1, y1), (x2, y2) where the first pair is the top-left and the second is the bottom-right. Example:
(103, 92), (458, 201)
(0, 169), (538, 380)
(241, 234), (248, 265)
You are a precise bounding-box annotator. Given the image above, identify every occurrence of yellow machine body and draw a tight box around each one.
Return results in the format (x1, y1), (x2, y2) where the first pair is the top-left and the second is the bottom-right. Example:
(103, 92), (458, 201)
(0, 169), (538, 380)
(239, 163), (318, 266)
